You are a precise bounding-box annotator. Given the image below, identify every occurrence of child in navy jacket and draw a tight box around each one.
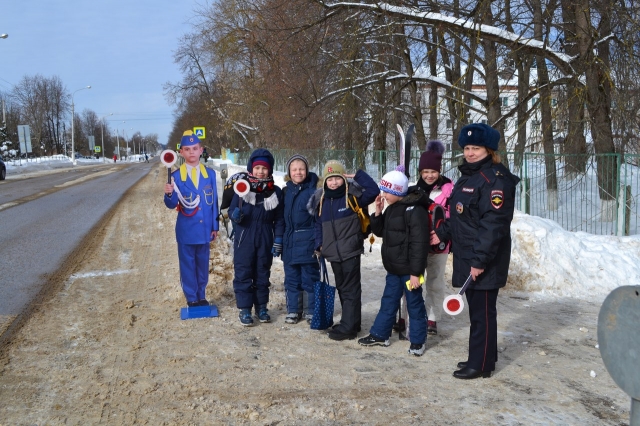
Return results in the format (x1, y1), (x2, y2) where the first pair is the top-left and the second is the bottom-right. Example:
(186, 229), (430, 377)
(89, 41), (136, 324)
(282, 154), (320, 324)
(228, 148), (284, 326)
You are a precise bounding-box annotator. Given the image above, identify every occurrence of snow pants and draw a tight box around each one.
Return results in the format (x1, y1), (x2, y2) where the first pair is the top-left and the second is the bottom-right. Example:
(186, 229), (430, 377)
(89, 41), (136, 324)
(369, 273), (427, 345)
(424, 252), (448, 322)
(233, 244), (273, 310)
(330, 255), (362, 334)
(283, 262), (319, 315)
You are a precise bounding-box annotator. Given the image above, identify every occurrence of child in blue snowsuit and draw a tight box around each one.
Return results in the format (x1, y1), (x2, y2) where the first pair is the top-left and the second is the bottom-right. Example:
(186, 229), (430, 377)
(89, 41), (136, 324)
(164, 131), (219, 307)
(229, 149), (285, 326)
(309, 160), (378, 340)
(282, 154), (320, 324)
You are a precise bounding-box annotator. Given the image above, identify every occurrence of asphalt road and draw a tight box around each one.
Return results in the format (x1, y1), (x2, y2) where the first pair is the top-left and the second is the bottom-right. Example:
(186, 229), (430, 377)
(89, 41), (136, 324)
(0, 162), (154, 319)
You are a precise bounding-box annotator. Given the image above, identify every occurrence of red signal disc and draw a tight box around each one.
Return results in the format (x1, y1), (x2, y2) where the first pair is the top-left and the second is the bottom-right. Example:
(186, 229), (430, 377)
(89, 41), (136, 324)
(447, 299), (460, 312)
(236, 181), (248, 192)
(163, 152), (174, 163)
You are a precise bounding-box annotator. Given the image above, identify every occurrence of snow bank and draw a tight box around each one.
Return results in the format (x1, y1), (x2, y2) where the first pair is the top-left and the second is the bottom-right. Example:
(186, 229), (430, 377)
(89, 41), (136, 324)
(509, 210), (640, 300)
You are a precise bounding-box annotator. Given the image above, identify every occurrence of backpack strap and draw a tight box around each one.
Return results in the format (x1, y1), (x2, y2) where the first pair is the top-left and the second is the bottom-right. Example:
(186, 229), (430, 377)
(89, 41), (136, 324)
(347, 193), (359, 212)
(347, 194), (371, 237)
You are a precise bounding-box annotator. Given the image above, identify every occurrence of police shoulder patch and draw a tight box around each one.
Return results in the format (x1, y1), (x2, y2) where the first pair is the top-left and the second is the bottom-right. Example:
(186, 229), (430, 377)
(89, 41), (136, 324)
(491, 190), (504, 209)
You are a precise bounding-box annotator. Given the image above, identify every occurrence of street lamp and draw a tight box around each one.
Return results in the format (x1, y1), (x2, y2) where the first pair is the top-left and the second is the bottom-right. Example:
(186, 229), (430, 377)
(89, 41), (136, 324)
(121, 125), (134, 161)
(115, 128), (121, 161)
(99, 113), (113, 163)
(71, 85), (91, 165)
(0, 34), (8, 39)
(122, 122), (128, 161)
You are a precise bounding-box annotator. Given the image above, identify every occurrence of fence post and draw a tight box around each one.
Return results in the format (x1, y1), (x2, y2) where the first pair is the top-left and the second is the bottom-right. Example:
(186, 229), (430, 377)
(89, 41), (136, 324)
(625, 185), (631, 236)
(520, 153), (529, 214)
(617, 184), (625, 236)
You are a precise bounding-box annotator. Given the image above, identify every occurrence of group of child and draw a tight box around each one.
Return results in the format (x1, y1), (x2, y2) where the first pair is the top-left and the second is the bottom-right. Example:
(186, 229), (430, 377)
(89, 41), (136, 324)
(164, 130), (453, 356)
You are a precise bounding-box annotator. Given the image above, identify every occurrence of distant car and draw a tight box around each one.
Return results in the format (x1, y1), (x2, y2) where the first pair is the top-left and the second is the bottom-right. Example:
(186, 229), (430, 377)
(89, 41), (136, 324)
(0, 158), (5, 180)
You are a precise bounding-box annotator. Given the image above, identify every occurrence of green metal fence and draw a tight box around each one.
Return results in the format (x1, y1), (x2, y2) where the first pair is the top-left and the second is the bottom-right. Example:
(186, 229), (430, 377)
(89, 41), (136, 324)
(517, 153), (638, 236)
(237, 149), (639, 236)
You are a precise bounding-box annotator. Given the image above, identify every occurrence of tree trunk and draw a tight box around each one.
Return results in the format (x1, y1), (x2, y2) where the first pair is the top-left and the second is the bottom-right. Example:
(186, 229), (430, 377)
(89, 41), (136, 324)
(574, 0), (617, 215)
(513, 58), (530, 172)
(427, 27), (439, 143)
(533, 0), (559, 209)
(560, 0), (588, 175)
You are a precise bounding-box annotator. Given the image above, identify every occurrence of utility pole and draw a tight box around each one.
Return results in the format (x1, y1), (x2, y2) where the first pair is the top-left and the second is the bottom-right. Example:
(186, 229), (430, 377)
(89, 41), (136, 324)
(116, 128), (121, 161)
(1, 99), (6, 145)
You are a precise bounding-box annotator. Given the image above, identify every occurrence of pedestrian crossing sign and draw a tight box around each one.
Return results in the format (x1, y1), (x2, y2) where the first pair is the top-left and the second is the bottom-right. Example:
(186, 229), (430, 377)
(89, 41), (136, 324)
(193, 127), (206, 139)
(94, 146), (101, 153)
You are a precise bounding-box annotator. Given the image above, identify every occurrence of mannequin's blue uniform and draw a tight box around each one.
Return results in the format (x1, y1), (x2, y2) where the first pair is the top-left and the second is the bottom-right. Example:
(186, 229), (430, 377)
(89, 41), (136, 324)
(164, 163), (219, 304)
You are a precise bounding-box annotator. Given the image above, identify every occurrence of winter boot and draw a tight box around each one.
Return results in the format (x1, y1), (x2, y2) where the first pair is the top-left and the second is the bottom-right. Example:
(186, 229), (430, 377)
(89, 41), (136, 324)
(239, 309), (254, 327)
(408, 343), (426, 356)
(427, 320), (437, 335)
(358, 334), (390, 347)
(256, 304), (271, 323)
(285, 312), (302, 324)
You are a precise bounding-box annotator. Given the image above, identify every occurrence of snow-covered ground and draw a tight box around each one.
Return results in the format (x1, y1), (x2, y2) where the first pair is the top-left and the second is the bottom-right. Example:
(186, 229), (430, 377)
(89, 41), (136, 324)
(3, 154), (151, 178)
(2, 155), (636, 424)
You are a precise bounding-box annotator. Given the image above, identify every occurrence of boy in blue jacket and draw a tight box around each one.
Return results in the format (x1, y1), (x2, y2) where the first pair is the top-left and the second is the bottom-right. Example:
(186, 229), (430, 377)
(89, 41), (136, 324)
(163, 130), (219, 307)
(308, 160), (378, 340)
(282, 154), (320, 324)
(228, 149), (285, 326)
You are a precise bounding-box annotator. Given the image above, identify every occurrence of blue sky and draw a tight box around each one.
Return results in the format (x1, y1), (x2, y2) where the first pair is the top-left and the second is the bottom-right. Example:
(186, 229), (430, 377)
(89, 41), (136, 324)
(0, 1), (199, 145)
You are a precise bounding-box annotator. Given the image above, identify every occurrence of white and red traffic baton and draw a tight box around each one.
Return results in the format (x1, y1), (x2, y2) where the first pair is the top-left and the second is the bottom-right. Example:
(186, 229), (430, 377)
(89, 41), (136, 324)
(233, 178), (251, 197)
(160, 149), (178, 184)
(443, 274), (473, 316)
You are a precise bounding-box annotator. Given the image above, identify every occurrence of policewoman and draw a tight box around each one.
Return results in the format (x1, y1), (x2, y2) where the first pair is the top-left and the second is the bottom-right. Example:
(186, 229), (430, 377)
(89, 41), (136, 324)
(164, 130), (219, 307)
(431, 123), (520, 379)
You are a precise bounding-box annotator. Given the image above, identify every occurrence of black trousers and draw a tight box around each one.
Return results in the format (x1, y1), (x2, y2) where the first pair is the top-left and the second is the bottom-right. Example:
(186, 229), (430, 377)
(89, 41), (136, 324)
(465, 288), (499, 372)
(330, 256), (362, 334)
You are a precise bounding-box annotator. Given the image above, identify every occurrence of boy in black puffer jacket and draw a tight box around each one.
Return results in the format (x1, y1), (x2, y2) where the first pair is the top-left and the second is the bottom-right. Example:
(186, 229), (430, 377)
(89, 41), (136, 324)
(358, 168), (432, 356)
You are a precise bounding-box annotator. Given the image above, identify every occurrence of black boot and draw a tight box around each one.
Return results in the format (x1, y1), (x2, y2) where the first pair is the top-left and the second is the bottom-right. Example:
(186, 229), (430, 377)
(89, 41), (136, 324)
(453, 367), (492, 379)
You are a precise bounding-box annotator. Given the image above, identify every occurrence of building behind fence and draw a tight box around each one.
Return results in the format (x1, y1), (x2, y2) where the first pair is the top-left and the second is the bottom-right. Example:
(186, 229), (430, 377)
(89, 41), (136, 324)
(236, 150), (639, 237)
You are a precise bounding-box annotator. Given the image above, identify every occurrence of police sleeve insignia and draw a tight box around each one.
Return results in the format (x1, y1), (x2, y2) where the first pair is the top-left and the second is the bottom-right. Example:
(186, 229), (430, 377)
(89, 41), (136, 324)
(491, 190), (504, 209)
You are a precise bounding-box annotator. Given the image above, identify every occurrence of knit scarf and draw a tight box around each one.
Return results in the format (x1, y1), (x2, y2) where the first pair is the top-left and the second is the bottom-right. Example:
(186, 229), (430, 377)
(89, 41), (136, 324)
(226, 171), (279, 211)
(319, 182), (347, 216)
